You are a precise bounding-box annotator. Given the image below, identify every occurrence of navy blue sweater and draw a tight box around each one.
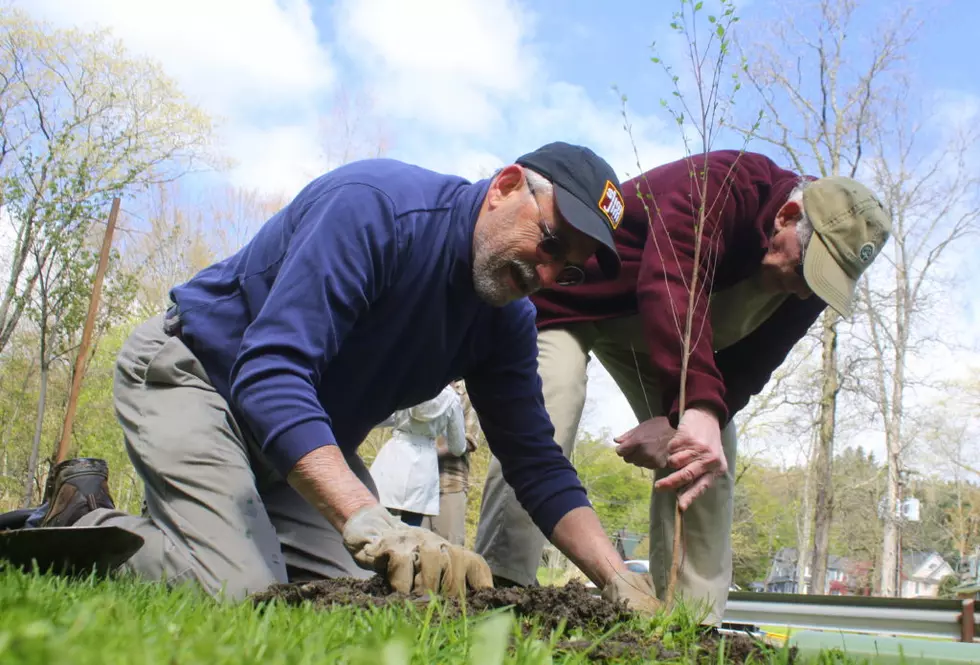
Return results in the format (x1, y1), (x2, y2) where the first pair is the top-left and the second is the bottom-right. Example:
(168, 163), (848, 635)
(169, 158), (589, 536)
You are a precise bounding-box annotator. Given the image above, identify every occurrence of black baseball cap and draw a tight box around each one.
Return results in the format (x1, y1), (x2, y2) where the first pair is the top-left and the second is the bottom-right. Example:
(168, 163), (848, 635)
(515, 141), (624, 279)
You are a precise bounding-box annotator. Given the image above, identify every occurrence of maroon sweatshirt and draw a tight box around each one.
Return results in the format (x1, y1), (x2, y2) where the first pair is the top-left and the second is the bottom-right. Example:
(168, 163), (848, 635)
(531, 150), (826, 426)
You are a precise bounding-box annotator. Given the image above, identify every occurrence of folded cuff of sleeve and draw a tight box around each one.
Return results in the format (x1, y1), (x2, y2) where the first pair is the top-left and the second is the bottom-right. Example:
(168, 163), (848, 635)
(668, 374), (729, 428)
(533, 485), (592, 538)
(265, 418), (339, 478)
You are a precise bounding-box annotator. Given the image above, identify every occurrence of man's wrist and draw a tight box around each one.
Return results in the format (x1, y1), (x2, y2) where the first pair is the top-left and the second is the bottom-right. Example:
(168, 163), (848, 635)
(686, 401), (723, 425)
(287, 446), (379, 532)
(550, 506), (628, 588)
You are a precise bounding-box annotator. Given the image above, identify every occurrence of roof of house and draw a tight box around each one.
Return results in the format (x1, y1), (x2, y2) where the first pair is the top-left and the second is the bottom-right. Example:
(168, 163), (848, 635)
(771, 547), (849, 572)
(902, 551), (952, 581)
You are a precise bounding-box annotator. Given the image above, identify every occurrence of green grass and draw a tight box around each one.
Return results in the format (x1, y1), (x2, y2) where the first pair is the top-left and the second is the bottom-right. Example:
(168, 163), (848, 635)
(0, 565), (854, 664)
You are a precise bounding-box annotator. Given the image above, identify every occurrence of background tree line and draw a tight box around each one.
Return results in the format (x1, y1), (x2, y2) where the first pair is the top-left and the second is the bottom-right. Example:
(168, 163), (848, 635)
(2, 0), (979, 598)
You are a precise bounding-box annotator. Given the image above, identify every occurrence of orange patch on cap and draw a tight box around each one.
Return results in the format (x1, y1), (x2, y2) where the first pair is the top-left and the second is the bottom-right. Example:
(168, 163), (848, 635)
(598, 180), (625, 230)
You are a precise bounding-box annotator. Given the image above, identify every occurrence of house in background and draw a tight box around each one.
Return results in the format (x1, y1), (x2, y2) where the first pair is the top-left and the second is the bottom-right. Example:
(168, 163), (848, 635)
(900, 551), (955, 598)
(763, 547), (852, 595)
(763, 548), (955, 597)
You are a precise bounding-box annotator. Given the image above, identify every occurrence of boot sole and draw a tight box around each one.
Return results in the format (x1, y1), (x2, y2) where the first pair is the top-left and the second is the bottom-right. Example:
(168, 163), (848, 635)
(0, 526), (144, 578)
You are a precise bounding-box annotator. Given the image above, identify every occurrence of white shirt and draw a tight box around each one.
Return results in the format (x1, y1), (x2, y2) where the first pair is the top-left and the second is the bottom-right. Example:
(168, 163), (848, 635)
(369, 385), (466, 515)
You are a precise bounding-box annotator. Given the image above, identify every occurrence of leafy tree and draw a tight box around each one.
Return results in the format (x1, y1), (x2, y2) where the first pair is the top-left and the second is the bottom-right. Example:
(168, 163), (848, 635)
(0, 8), (217, 355)
(572, 434), (651, 535)
(731, 460), (805, 586)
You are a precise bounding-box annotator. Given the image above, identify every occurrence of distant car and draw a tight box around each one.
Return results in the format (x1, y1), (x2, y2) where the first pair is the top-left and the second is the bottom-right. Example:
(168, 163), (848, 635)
(625, 559), (649, 574)
(584, 559), (648, 589)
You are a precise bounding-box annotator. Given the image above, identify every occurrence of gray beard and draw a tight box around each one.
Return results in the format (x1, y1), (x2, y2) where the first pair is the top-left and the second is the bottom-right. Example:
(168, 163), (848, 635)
(473, 255), (512, 306)
(473, 254), (538, 307)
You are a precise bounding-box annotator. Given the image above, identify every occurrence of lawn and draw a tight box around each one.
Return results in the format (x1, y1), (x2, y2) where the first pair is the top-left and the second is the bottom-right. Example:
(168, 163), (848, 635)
(0, 564), (854, 664)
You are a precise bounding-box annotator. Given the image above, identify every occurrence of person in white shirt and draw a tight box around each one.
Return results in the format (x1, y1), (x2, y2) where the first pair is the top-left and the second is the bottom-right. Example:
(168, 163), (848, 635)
(370, 384), (467, 526)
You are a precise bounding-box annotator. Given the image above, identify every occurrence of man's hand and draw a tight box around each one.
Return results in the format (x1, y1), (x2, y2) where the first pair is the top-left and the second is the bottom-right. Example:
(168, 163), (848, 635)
(614, 417), (675, 469)
(342, 504), (493, 595)
(601, 570), (663, 616)
(653, 406), (727, 510)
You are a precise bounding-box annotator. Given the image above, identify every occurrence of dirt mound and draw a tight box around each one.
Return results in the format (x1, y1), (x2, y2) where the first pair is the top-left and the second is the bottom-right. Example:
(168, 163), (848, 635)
(466, 581), (634, 633)
(251, 577), (794, 664)
(253, 578), (628, 633)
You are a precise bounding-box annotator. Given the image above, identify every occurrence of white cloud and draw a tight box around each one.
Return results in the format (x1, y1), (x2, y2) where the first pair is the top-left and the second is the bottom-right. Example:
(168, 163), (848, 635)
(23, 0), (333, 114)
(933, 90), (980, 137)
(517, 82), (685, 180)
(387, 81), (683, 187)
(223, 123), (331, 199)
(333, 0), (540, 134)
(447, 151), (507, 182)
(19, 0), (337, 196)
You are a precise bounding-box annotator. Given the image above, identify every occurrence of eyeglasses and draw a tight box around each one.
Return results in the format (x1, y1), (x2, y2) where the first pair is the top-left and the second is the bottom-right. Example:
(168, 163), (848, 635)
(526, 180), (586, 287)
(795, 230), (808, 279)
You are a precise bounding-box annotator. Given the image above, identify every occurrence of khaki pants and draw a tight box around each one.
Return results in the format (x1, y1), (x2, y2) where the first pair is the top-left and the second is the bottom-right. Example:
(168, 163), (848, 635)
(421, 490), (468, 546)
(474, 317), (737, 624)
(77, 314), (376, 601)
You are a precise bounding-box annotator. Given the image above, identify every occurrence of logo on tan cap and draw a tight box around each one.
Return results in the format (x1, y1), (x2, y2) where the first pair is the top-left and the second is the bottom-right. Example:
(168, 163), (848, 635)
(800, 176), (892, 318)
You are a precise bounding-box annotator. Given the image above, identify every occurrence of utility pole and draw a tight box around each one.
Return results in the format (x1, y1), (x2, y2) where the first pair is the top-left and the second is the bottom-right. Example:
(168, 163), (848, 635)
(895, 467), (909, 597)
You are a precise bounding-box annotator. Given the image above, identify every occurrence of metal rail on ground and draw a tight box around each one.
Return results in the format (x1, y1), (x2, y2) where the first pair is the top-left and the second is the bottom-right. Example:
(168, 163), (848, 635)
(721, 592), (979, 643)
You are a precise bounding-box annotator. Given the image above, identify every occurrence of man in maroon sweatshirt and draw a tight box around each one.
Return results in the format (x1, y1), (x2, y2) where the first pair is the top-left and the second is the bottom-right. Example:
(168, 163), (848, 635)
(474, 149), (891, 623)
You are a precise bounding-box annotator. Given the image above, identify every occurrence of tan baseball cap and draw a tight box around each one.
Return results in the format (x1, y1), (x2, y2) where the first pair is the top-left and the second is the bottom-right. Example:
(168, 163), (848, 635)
(801, 176), (892, 318)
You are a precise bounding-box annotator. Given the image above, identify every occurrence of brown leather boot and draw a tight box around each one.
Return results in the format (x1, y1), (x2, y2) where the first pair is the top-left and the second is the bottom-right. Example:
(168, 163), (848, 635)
(39, 458), (116, 528)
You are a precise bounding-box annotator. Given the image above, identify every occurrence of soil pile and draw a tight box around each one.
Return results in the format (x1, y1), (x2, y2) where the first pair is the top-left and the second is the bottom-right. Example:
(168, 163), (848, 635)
(252, 577), (794, 663)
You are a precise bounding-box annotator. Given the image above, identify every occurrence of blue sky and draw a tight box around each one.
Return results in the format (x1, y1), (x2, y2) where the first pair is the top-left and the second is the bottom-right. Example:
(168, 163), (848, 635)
(13, 0), (980, 451)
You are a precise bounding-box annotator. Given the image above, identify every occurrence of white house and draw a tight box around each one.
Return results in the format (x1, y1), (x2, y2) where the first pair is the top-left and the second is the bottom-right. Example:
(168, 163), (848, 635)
(900, 551), (955, 598)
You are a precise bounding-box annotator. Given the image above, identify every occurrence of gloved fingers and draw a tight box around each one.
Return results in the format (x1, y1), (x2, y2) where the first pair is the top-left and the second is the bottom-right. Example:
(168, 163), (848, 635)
(461, 549), (494, 590)
(417, 542), (451, 594)
(355, 537), (388, 568)
(386, 547), (416, 595)
(441, 549), (468, 597)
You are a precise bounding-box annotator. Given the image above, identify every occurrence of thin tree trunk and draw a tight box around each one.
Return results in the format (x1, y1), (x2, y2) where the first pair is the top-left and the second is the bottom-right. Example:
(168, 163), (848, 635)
(22, 357), (49, 508)
(955, 480), (966, 560)
(880, 247), (909, 597)
(0, 186), (47, 356)
(810, 311), (839, 595)
(796, 444), (814, 593)
(0, 449), (8, 505)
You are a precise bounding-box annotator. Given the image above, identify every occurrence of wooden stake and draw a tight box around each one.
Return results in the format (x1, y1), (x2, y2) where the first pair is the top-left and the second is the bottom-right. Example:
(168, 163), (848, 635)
(54, 197), (120, 464)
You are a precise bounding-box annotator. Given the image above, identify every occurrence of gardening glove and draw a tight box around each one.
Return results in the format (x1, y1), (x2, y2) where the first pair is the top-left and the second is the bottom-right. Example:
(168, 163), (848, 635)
(601, 570), (663, 617)
(342, 504), (494, 596)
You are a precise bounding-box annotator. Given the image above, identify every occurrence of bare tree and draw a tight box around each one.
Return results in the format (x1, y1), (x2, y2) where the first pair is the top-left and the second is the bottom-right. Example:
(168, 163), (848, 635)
(737, 0), (918, 595)
(735, 330), (820, 475)
(120, 183), (216, 321)
(208, 186), (287, 258)
(922, 411), (980, 563)
(319, 87), (391, 171)
(855, 102), (980, 593)
(120, 181), (287, 322)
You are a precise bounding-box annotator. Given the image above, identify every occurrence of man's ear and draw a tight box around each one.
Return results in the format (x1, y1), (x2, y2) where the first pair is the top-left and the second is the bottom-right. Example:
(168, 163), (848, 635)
(487, 164), (525, 207)
(774, 199), (803, 232)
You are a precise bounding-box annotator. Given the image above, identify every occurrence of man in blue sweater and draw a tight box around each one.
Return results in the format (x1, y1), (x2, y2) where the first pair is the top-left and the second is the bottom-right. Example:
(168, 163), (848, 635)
(34, 142), (660, 612)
